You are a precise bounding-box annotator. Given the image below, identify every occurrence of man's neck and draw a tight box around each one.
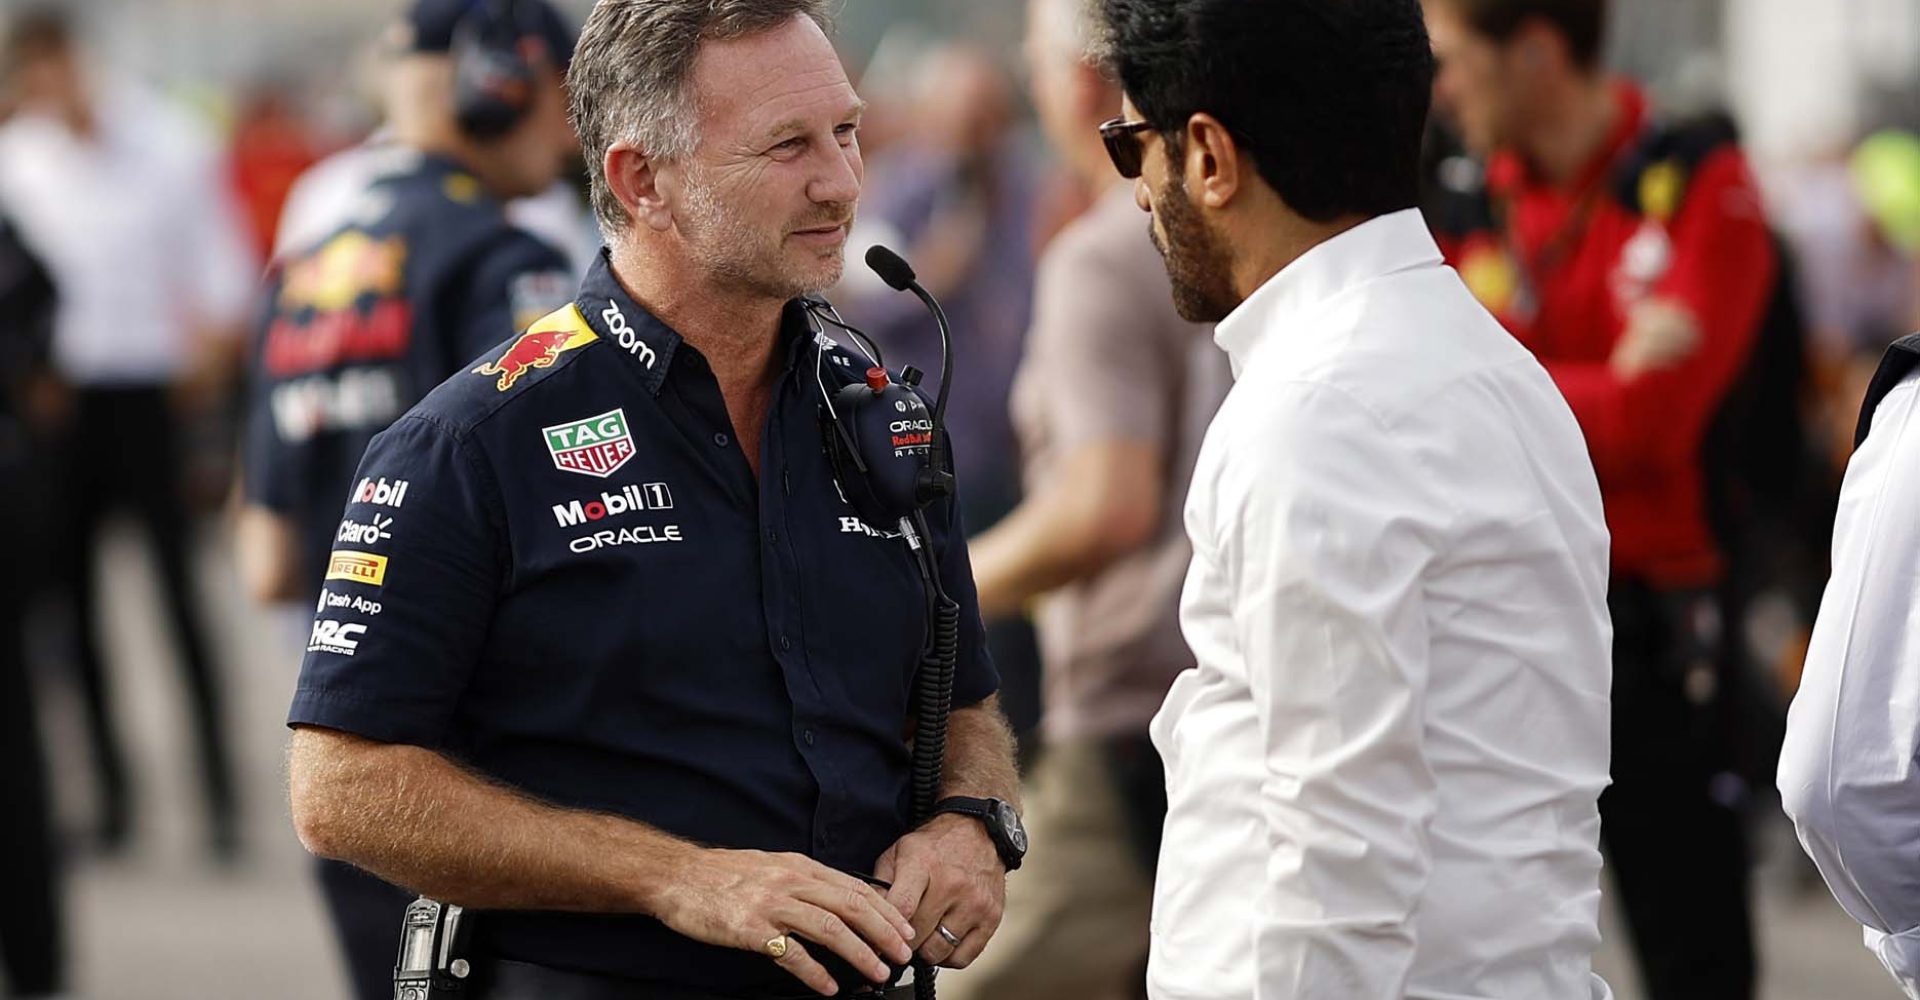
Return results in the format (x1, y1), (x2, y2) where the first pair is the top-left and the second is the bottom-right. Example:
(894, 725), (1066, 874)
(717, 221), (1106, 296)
(393, 124), (522, 202)
(1520, 74), (1619, 188)
(1228, 199), (1368, 304)
(606, 243), (786, 393)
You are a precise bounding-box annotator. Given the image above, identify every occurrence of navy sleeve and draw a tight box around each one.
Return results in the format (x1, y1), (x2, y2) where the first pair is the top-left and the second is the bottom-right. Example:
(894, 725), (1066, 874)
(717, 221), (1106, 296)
(448, 233), (575, 365)
(287, 414), (504, 747)
(931, 437), (999, 709)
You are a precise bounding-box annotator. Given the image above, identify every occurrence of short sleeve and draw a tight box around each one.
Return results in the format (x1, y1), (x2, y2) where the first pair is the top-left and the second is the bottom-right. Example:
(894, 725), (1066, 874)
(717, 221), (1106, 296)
(448, 234), (575, 364)
(287, 414), (504, 747)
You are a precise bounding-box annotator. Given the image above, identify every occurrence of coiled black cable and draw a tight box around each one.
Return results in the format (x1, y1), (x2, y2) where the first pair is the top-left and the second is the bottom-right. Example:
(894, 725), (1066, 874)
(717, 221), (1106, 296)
(905, 509), (958, 1000)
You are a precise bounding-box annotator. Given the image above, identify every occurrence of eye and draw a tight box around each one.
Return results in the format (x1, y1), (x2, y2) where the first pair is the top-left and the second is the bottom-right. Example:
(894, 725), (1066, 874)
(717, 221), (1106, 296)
(834, 123), (859, 145)
(770, 136), (806, 156)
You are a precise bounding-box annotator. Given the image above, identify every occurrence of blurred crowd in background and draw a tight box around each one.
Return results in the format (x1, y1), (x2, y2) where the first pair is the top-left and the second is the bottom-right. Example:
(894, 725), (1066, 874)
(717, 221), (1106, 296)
(3, 0), (1920, 998)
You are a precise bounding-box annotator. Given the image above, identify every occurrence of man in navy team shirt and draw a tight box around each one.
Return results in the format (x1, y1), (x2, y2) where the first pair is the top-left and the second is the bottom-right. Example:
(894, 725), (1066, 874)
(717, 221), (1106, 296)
(285, 2), (1025, 998)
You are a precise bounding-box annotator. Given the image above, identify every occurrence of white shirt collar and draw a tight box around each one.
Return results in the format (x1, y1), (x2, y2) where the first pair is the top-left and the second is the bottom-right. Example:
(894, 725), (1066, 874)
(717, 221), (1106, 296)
(1212, 208), (1443, 376)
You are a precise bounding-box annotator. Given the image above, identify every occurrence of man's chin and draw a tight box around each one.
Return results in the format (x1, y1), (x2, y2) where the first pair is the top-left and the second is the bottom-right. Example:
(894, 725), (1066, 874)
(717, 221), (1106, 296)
(766, 255), (843, 300)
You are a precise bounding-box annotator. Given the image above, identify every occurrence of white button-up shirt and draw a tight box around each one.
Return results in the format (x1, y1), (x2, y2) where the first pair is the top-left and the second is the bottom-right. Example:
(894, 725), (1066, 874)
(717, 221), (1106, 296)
(0, 79), (257, 386)
(1779, 367), (1920, 1000)
(1148, 209), (1614, 1000)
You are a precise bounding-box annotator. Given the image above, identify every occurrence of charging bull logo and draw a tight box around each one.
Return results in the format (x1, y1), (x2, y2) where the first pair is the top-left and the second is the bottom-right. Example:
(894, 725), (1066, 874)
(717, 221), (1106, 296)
(281, 232), (408, 313)
(472, 305), (598, 391)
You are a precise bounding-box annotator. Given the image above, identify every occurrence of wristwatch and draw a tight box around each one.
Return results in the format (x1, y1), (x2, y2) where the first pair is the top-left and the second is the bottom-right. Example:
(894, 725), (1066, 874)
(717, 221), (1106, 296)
(929, 796), (1028, 872)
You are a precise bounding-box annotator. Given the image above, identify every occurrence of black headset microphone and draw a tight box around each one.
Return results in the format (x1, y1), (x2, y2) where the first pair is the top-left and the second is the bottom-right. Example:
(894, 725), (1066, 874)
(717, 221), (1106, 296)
(813, 245), (959, 1000)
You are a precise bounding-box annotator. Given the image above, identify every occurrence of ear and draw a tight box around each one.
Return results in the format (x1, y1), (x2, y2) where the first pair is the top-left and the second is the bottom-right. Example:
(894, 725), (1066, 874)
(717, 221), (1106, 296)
(1181, 112), (1241, 210)
(604, 141), (674, 233)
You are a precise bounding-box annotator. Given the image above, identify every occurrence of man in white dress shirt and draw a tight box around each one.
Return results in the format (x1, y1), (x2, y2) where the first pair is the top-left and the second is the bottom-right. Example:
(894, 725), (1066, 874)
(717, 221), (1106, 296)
(1780, 332), (1920, 999)
(1090, 1), (1615, 997)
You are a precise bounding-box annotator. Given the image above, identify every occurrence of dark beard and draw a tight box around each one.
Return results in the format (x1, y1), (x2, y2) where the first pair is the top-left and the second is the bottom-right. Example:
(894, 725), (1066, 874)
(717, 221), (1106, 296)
(1149, 174), (1240, 323)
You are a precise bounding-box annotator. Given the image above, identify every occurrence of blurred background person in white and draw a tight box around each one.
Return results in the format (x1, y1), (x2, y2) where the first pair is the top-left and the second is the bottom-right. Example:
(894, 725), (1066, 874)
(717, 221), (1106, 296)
(0, 6), (257, 860)
(1779, 330), (1920, 999)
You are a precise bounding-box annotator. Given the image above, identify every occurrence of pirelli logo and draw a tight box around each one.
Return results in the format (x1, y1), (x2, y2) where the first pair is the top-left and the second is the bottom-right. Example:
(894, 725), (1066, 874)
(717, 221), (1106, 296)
(325, 550), (388, 587)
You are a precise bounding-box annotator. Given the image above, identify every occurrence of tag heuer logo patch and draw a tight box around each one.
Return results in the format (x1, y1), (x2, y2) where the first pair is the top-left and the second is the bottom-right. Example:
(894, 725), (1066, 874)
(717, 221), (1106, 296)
(544, 408), (636, 478)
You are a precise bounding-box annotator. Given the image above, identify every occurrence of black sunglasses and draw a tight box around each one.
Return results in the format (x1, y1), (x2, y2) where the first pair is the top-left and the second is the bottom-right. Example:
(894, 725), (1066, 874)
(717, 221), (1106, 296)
(1098, 116), (1155, 179)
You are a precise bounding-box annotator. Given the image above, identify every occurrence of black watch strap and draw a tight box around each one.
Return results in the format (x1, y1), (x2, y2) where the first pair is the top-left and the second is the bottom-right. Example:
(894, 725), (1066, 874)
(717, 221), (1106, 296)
(931, 796), (993, 820)
(930, 796), (1023, 871)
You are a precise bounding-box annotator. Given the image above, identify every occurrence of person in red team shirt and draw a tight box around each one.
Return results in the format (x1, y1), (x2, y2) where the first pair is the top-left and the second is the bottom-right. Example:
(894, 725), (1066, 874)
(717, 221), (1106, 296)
(1422, 1), (1776, 998)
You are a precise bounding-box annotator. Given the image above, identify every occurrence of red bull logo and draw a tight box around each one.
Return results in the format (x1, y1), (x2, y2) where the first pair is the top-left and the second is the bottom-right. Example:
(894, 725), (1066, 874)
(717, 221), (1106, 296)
(472, 305), (598, 392)
(282, 232), (408, 313)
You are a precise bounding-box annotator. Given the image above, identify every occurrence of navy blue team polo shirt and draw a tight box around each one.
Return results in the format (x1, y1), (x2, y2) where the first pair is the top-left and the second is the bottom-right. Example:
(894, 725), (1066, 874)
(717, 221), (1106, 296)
(288, 249), (998, 993)
(243, 150), (573, 587)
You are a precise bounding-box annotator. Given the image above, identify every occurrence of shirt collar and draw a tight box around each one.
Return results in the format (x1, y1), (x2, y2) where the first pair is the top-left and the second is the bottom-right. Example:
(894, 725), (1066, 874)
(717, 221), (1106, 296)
(575, 249), (682, 394)
(574, 248), (818, 395)
(1212, 208), (1443, 376)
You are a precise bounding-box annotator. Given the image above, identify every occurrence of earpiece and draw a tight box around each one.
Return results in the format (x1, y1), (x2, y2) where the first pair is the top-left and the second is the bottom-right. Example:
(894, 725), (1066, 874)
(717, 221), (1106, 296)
(451, 0), (539, 140)
(811, 246), (956, 531)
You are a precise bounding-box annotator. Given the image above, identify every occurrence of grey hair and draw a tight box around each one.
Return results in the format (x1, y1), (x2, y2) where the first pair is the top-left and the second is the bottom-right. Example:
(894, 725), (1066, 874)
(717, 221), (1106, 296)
(568, 0), (835, 235)
(1032, 0), (1098, 66)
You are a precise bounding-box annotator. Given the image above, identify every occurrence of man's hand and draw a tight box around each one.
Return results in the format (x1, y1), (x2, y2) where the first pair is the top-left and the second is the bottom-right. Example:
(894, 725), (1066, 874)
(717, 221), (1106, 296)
(652, 848), (915, 997)
(874, 813), (1007, 969)
(1610, 299), (1701, 380)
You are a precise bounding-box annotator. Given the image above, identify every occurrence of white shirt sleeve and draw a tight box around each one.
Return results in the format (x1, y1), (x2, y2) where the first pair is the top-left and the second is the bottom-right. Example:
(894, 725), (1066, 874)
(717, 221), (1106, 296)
(1779, 373), (1920, 1000)
(1218, 380), (1446, 999)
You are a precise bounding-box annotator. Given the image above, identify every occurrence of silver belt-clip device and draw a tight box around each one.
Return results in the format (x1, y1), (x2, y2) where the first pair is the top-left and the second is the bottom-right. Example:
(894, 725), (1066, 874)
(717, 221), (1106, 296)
(393, 896), (472, 1000)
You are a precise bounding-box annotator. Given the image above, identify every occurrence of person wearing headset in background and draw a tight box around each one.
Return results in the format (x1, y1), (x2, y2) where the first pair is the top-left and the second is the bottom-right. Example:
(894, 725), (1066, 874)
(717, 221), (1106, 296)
(283, 1), (1023, 998)
(1422, 1), (1779, 996)
(236, 2), (579, 997)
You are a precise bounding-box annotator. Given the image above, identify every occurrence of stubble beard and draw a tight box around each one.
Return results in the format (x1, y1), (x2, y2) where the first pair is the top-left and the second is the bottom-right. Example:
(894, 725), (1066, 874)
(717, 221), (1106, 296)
(679, 174), (853, 301)
(1149, 174), (1240, 324)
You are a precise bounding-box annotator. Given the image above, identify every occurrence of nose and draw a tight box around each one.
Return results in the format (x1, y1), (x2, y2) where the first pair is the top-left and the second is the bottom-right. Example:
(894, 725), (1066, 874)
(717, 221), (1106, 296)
(810, 140), (862, 206)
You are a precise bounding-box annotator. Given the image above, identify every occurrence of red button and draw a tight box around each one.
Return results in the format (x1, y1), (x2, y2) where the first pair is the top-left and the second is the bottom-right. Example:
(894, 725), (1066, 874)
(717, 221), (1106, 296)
(865, 367), (889, 391)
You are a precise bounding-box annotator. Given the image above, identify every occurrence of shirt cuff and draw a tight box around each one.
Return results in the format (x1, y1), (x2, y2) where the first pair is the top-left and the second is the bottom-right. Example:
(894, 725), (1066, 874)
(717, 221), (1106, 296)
(1865, 924), (1920, 999)
(287, 685), (448, 748)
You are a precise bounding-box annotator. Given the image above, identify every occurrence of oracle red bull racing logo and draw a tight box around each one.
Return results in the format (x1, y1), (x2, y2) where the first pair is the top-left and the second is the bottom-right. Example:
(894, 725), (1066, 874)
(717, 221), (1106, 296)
(472, 305), (598, 392)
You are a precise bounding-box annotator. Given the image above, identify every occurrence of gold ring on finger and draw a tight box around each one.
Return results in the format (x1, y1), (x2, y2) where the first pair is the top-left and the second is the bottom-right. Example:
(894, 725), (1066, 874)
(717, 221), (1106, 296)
(765, 934), (789, 959)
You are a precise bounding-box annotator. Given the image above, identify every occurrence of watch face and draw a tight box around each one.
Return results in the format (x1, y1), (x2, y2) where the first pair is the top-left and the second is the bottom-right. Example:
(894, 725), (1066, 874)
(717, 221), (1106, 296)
(997, 801), (1027, 853)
